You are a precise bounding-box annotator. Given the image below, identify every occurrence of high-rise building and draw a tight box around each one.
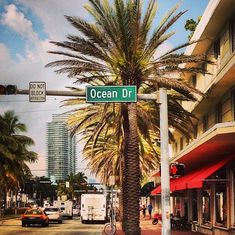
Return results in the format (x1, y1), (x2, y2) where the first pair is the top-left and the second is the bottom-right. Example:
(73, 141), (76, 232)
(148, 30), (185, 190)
(47, 114), (76, 181)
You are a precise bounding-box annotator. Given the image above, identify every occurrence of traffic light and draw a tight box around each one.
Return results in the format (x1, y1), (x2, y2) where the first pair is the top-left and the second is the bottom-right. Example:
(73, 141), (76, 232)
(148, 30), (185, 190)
(0, 85), (17, 94)
(170, 163), (185, 177)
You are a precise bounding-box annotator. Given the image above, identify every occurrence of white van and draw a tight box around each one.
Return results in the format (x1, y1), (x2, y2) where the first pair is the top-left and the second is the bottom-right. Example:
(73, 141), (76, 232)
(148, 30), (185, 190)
(80, 194), (107, 223)
(53, 200), (73, 219)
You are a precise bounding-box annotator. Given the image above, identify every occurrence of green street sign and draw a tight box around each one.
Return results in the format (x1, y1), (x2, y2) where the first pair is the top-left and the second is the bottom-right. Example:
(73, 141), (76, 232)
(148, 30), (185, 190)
(86, 86), (137, 103)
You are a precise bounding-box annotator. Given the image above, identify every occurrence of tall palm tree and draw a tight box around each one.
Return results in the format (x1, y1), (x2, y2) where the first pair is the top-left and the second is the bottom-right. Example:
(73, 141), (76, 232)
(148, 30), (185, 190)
(0, 111), (37, 209)
(46, 1), (210, 234)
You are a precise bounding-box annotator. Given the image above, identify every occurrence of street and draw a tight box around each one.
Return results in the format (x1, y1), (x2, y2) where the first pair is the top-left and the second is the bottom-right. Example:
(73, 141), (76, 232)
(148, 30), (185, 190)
(0, 217), (104, 235)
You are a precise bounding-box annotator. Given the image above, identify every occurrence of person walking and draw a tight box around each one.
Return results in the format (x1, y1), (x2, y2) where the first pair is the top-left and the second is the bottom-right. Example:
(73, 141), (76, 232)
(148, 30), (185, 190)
(142, 205), (146, 218)
(147, 202), (153, 219)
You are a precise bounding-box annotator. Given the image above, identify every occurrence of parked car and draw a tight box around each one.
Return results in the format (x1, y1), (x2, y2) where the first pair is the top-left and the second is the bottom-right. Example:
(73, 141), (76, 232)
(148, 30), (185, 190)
(21, 208), (49, 227)
(44, 207), (63, 224)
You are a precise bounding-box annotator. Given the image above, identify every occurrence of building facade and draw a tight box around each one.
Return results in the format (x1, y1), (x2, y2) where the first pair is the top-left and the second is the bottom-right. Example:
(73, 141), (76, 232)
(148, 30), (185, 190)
(47, 114), (76, 181)
(152, 1), (235, 234)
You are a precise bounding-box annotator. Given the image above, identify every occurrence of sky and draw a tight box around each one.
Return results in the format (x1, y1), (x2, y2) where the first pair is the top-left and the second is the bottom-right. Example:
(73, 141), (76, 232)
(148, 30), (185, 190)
(0, 0), (209, 179)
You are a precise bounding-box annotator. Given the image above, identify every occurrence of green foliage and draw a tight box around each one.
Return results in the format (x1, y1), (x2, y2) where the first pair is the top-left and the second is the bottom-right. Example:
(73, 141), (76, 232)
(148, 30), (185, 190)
(56, 172), (90, 199)
(0, 110), (38, 194)
(184, 16), (201, 40)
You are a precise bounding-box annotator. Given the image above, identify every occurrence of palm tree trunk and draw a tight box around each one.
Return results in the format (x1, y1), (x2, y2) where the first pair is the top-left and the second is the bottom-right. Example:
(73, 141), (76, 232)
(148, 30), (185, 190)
(0, 192), (3, 218)
(121, 104), (128, 232)
(119, 154), (125, 231)
(123, 103), (141, 235)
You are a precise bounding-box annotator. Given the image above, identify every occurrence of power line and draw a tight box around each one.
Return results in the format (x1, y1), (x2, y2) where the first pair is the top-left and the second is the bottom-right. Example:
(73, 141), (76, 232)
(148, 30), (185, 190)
(30, 167), (91, 171)
(0, 97), (66, 103)
(15, 109), (64, 114)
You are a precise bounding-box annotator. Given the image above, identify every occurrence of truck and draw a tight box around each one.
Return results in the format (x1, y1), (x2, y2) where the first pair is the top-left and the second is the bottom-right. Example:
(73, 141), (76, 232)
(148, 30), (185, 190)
(80, 193), (107, 223)
(53, 200), (73, 219)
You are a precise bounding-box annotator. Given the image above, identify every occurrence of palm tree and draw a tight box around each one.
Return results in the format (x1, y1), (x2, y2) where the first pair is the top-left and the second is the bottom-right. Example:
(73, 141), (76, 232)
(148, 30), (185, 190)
(65, 172), (88, 199)
(46, 1), (210, 234)
(0, 111), (37, 209)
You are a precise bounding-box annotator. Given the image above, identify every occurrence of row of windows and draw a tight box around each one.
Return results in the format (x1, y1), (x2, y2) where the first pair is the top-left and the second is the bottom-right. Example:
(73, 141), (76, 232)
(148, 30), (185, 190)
(189, 17), (235, 90)
(174, 90), (235, 153)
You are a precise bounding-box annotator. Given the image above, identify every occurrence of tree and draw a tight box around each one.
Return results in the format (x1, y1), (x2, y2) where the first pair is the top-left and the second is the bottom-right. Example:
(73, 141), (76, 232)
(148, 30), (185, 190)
(0, 111), (37, 209)
(65, 172), (88, 199)
(185, 17), (201, 40)
(46, 1), (210, 234)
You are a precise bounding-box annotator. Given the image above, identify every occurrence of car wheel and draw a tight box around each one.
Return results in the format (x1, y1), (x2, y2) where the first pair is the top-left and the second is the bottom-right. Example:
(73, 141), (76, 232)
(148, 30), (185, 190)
(22, 223), (26, 227)
(58, 220), (62, 224)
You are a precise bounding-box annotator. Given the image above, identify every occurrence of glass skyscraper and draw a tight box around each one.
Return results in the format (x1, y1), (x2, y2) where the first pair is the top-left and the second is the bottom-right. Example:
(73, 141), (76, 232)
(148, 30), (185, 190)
(47, 114), (76, 181)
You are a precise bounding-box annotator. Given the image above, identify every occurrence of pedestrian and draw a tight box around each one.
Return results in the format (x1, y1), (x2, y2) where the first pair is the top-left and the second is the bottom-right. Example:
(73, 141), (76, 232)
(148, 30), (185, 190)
(142, 205), (146, 218)
(147, 202), (153, 218)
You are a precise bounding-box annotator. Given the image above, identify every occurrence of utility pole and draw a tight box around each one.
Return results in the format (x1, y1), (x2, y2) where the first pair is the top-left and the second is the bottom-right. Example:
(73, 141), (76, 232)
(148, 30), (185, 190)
(159, 88), (171, 235)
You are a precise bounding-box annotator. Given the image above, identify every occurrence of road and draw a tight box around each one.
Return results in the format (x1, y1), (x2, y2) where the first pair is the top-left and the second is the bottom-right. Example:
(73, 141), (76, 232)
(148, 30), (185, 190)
(0, 217), (104, 235)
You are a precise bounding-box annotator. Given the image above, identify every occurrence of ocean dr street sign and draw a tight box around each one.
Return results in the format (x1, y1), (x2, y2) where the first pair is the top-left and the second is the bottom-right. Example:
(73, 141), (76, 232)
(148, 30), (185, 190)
(29, 82), (46, 102)
(86, 85), (137, 103)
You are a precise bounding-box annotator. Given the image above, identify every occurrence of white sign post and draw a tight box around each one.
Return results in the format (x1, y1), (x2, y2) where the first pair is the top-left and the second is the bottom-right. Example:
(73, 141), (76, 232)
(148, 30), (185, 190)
(29, 82), (46, 102)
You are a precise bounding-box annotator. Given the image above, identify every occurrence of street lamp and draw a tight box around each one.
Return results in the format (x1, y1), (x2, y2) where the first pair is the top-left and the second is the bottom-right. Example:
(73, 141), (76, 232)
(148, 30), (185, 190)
(159, 88), (171, 235)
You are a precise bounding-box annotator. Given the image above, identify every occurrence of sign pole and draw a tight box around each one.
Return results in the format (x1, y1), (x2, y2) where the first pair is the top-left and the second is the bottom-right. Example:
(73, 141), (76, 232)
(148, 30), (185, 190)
(160, 88), (171, 235)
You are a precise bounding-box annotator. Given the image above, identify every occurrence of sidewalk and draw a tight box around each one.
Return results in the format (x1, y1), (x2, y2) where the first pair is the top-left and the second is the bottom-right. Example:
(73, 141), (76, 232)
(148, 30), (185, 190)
(116, 217), (202, 235)
(0, 214), (20, 221)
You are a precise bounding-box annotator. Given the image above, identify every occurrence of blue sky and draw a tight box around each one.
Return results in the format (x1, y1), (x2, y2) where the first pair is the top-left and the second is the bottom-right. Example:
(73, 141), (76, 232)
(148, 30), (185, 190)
(0, 0), (208, 61)
(0, 0), (209, 178)
(0, 0), (47, 59)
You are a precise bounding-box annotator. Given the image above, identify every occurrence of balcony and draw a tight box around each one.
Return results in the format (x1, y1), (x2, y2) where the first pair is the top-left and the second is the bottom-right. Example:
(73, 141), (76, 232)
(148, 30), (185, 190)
(172, 122), (235, 172)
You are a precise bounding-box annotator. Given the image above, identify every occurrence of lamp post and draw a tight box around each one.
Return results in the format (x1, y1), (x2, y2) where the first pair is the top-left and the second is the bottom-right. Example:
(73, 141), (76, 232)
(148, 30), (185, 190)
(159, 88), (171, 235)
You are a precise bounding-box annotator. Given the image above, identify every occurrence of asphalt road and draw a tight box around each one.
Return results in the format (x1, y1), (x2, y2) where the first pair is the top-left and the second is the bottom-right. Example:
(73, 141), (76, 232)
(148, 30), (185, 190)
(0, 217), (104, 235)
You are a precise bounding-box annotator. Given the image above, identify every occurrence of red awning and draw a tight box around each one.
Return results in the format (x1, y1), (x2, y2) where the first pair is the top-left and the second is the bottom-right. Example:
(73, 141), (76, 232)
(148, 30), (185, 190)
(151, 156), (233, 195)
(151, 178), (178, 195)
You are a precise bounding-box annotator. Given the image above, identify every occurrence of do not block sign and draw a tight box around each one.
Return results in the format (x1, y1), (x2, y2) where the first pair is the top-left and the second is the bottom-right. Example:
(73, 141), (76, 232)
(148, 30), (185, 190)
(29, 82), (46, 102)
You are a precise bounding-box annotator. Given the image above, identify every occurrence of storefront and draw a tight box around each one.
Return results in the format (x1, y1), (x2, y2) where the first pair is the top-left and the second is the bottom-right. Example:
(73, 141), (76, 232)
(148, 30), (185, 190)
(151, 156), (235, 234)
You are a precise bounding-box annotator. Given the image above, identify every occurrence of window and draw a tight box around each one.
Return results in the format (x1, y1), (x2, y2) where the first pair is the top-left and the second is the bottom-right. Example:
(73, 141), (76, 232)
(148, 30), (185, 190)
(174, 142), (178, 153)
(193, 124), (198, 139)
(203, 115), (208, 132)
(214, 38), (221, 58)
(191, 75), (197, 87)
(232, 162), (235, 226)
(230, 19), (235, 52)
(233, 90), (235, 120)
(202, 62), (207, 75)
(202, 184), (211, 225)
(215, 103), (222, 123)
(215, 168), (227, 227)
(192, 189), (198, 221)
(180, 137), (184, 150)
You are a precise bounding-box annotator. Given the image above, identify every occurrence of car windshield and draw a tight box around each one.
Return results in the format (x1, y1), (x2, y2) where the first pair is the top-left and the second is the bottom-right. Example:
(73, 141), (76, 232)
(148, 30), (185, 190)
(25, 209), (43, 215)
(45, 208), (59, 212)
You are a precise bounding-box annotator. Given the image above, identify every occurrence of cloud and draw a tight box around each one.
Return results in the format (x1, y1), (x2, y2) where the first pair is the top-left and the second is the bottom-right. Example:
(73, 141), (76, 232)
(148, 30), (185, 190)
(0, 43), (13, 70)
(1, 4), (39, 42)
(17, 0), (88, 40)
(154, 42), (174, 59)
